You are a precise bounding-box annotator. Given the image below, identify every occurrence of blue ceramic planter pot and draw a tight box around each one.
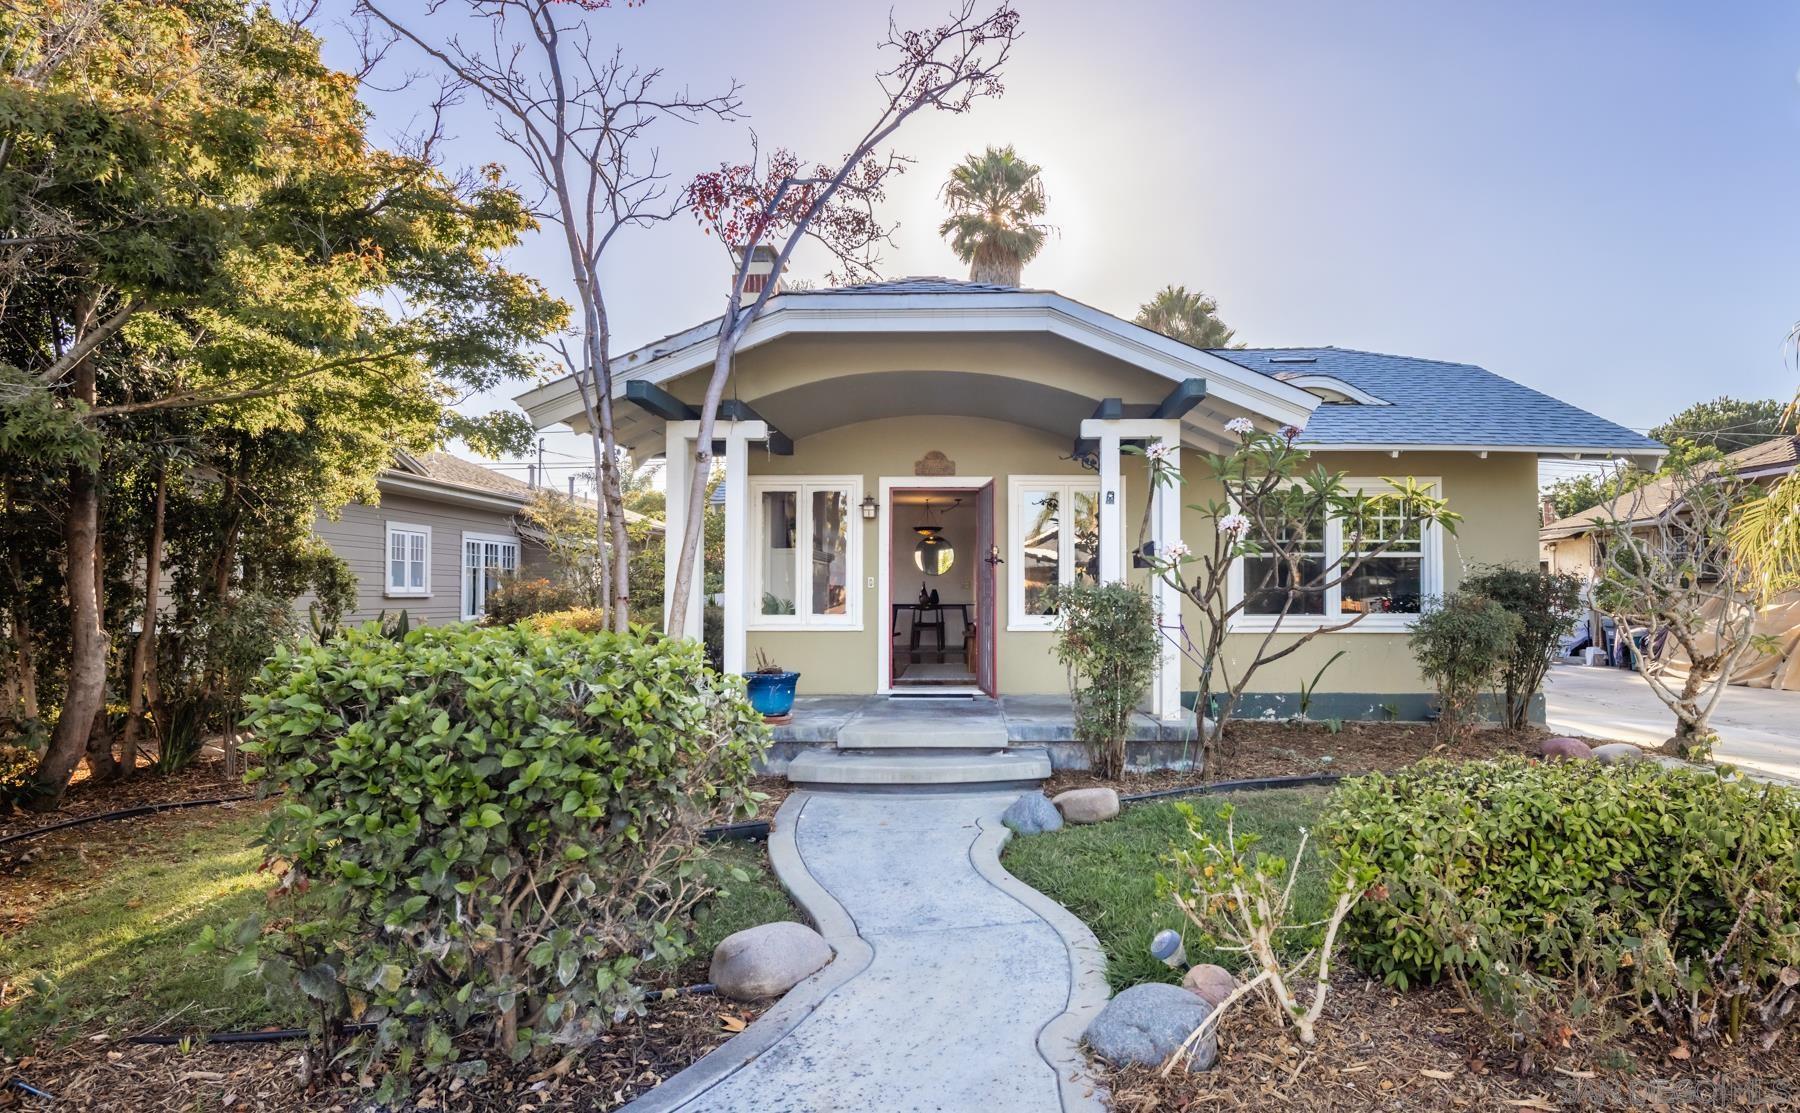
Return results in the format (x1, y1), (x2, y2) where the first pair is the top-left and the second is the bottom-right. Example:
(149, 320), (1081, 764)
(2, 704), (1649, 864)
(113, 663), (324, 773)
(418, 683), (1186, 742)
(744, 670), (800, 719)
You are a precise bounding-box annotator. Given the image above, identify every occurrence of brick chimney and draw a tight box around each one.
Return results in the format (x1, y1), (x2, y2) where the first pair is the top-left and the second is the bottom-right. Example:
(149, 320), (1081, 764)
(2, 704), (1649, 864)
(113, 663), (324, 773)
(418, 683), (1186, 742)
(1540, 493), (1559, 527)
(736, 244), (782, 303)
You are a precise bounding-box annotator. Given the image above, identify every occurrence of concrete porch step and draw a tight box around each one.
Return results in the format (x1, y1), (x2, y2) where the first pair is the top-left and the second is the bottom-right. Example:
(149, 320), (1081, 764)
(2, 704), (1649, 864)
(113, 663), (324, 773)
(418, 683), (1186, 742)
(786, 746), (1052, 788)
(835, 698), (1009, 750)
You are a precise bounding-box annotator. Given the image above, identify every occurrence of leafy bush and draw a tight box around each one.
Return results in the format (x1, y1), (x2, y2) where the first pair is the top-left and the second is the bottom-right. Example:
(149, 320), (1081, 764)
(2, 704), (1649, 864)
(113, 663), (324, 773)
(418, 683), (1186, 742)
(482, 577), (580, 625)
(1408, 592), (1520, 740)
(1047, 581), (1160, 779)
(237, 622), (769, 1090)
(1462, 565), (1582, 730)
(1324, 758), (1800, 1048)
(0, 743), (36, 813)
(523, 606), (608, 634)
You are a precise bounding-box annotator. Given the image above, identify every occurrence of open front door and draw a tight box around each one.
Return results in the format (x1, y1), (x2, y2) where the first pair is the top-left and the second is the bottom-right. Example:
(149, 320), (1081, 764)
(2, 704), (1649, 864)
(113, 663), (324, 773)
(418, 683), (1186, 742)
(975, 481), (998, 697)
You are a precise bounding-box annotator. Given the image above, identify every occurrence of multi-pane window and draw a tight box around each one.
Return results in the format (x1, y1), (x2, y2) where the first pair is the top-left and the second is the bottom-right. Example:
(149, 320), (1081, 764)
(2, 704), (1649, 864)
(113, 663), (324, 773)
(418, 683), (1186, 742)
(385, 524), (430, 597)
(1232, 480), (1440, 628)
(1009, 477), (1103, 629)
(461, 533), (518, 620)
(749, 477), (860, 627)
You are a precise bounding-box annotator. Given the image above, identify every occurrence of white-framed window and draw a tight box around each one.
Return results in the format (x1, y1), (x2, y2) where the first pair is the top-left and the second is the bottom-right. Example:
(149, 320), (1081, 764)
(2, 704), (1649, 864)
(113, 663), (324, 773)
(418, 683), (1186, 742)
(385, 523), (431, 598)
(748, 475), (861, 629)
(461, 531), (519, 621)
(1228, 478), (1444, 632)
(1008, 475), (1105, 631)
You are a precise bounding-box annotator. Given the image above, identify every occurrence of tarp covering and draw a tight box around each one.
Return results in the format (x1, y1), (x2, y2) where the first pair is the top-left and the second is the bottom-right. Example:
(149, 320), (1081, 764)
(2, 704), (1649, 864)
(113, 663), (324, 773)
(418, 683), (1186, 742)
(1655, 591), (1800, 691)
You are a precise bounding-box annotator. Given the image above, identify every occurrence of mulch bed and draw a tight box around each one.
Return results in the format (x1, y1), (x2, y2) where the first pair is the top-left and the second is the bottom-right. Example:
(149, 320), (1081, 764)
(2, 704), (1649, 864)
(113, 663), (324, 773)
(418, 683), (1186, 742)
(0, 756), (246, 841)
(5, 989), (768, 1111)
(1098, 974), (1799, 1111)
(1047, 720), (1576, 797)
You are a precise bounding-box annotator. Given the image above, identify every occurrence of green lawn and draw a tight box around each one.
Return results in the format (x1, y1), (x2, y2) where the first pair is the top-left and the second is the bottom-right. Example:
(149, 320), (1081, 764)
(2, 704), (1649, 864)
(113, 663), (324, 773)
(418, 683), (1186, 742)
(1003, 787), (1334, 990)
(0, 808), (794, 1050)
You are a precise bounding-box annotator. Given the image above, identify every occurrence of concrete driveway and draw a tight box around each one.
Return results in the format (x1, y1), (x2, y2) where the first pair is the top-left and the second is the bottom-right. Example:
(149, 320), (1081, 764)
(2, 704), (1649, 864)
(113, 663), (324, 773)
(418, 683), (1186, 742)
(1544, 664), (1800, 783)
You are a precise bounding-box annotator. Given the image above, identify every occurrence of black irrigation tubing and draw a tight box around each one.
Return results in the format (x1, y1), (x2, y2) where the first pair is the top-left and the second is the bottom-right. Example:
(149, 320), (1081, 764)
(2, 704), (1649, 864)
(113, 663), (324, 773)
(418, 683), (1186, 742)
(125, 985), (720, 1049)
(1118, 771), (1344, 805)
(0, 794), (255, 849)
(1, 801), (766, 850)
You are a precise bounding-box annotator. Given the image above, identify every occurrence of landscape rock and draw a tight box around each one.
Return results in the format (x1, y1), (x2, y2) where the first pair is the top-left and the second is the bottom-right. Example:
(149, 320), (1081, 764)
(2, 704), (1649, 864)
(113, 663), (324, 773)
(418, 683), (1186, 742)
(1001, 791), (1063, 834)
(1084, 982), (1218, 1070)
(710, 921), (833, 1002)
(1180, 963), (1239, 1009)
(1052, 786), (1121, 825)
(1591, 742), (1645, 765)
(1539, 736), (1594, 761)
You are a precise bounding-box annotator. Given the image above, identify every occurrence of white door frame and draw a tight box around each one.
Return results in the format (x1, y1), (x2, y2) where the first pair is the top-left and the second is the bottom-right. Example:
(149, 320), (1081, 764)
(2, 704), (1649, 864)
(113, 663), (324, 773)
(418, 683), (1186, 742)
(876, 475), (994, 696)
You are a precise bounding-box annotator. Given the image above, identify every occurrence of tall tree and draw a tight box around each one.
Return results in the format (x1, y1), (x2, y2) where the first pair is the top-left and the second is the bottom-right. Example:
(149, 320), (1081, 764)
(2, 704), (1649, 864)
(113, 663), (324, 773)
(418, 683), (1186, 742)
(1649, 396), (1788, 455)
(1135, 285), (1238, 349)
(668, 2), (1023, 637)
(0, 0), (559, 805)
(937, 143), (1049, 286)
(358, 0), (741, 633)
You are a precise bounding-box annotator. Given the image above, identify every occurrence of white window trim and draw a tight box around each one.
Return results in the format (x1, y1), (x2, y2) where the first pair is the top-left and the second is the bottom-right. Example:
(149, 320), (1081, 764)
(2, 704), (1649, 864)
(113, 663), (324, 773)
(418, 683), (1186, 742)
(460, 530), (520, 622)
(1007, 475), (1112, 632)
(1226, 477), (1444, 633)
(384, 522), (432, 599)
(746, 475), (863, 631)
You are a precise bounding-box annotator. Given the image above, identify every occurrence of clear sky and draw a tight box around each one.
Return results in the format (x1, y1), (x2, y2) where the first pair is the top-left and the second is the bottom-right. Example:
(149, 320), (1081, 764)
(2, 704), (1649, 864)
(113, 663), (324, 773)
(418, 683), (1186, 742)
(319, 1), (1800, 491)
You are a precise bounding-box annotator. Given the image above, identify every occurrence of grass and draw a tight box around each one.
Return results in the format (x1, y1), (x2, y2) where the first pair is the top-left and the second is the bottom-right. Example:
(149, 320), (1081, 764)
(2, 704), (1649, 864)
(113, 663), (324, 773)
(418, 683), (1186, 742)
(1002, 787), (1334, 990)
(0, 809), (795, 1050)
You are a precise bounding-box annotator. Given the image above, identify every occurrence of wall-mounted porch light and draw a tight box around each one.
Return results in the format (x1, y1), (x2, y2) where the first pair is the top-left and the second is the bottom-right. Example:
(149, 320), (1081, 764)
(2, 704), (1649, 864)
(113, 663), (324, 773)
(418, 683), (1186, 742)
(859, 494), (879, 520)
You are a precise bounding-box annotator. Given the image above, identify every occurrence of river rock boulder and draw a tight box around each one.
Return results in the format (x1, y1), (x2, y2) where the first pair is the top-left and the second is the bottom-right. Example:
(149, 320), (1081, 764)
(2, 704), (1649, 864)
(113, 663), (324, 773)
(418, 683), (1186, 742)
(1180, 963), (1239, 1009)
(1084, 982), (1218, 1070)
(710, 921), (833, 1002)
(1052, 786), (1121, 825)
(1539, 736), (1594, 761)
(1002, 791), (1063, 834)
(1591, 742), (1645, 765)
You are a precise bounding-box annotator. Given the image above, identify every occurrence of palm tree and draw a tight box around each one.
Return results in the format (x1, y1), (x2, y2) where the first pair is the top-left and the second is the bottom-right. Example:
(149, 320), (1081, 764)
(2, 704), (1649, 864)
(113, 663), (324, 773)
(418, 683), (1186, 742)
(938, 145), (1050, 286)
(1135, 285), (1239, 349)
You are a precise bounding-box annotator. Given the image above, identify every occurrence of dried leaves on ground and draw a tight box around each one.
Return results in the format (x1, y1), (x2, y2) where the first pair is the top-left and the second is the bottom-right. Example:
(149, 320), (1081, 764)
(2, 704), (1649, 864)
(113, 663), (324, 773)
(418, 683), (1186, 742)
(4, 992), (767, 1111)
(1100, 975), (1800, 1112)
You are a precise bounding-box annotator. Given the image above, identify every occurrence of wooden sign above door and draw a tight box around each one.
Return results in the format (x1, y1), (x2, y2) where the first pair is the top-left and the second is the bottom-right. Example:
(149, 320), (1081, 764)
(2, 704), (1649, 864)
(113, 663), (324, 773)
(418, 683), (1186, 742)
(914, 450), (956, 477)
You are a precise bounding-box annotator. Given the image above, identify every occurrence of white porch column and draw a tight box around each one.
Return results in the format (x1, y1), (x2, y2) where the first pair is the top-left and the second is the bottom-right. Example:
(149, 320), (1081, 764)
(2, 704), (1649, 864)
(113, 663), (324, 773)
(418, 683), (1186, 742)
(1080, 416), (1185, 722)
(661, 421), (703, 641)
(719, 422), (765, 675)
(1097, 430), (1123, 583)
(1150, 433), (1184, 722)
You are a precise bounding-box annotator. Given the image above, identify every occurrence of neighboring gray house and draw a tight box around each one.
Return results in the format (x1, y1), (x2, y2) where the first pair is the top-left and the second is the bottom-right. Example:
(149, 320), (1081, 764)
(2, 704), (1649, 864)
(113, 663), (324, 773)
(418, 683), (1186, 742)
(314, 451), (548, 626)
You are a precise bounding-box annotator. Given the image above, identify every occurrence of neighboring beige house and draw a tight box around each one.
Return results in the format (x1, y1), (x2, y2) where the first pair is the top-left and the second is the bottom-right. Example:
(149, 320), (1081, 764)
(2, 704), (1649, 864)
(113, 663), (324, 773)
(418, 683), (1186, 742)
(314, 451), (548, 626)
(1539, 435), (1800, 687)
(516, 273), (1662, 722)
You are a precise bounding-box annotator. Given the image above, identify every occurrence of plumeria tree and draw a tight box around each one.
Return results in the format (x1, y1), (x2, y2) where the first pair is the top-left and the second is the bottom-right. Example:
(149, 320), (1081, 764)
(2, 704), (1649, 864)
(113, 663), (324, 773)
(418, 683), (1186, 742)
(665, 1), (1022, 637)
(1142, 420), (1459, 773)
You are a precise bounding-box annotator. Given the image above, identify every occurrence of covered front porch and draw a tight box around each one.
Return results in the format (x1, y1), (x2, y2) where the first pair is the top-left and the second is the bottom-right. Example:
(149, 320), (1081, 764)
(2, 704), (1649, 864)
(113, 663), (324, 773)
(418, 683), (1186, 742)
(757, 694), (1199, 774)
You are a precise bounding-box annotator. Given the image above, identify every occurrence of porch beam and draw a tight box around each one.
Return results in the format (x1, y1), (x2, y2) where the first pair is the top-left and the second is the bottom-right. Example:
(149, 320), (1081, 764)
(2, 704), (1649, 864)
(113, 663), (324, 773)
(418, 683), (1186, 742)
(1151, 378), (1208, 420)
(1091, 397), (1123, 421)
(717, 399), (794, 455)
(626, 380), (699, 421)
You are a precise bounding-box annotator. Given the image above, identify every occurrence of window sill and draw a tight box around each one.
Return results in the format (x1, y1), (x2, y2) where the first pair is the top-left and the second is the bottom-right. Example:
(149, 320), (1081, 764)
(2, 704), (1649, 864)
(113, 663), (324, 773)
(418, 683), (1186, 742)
(1228, 613), (1420, 634)
(385, 590), (431, 600)
(747, 622), (863, 633)
(1006, 621), (1059, 633)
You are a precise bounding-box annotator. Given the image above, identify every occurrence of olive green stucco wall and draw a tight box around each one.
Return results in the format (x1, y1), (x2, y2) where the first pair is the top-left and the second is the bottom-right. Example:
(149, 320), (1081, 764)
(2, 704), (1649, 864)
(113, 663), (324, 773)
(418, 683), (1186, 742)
(741, 412), (1542, 710)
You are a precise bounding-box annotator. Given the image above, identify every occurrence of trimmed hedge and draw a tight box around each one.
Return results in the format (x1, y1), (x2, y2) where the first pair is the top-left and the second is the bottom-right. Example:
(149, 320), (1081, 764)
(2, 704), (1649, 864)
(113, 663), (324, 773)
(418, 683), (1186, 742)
(1323, 757), (1800, 991)
(239, 622), (768, 1078)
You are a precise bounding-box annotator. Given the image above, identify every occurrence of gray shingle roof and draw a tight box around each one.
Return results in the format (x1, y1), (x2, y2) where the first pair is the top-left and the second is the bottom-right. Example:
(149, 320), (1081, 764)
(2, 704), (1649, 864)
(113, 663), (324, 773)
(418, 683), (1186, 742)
(1206, 347), (1663, 453)
(1540, 434), (1800, 538)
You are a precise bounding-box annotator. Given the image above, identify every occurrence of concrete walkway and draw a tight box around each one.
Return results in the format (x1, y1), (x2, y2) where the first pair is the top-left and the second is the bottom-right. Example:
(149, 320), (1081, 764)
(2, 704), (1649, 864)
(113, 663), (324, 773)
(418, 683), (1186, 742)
(633, 790), (1109, 1112)
(1545, 664), (1800, 783)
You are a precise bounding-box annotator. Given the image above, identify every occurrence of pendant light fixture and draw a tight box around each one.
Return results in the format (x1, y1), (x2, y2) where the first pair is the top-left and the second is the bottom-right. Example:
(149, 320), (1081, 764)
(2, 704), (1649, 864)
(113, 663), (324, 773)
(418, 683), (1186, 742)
(912, 497), (956, 575)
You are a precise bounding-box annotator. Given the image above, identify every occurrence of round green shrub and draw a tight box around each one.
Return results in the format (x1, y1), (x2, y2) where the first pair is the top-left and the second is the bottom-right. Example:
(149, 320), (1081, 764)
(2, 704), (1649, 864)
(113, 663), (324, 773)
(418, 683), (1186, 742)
(1323, 757), (1800, 993)
(239, 621), (769, 1073)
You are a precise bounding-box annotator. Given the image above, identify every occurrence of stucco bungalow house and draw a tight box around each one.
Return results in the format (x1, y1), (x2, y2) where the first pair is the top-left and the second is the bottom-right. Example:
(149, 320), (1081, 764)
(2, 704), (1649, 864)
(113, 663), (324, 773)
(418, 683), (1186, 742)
(515, 272), (1661, 736)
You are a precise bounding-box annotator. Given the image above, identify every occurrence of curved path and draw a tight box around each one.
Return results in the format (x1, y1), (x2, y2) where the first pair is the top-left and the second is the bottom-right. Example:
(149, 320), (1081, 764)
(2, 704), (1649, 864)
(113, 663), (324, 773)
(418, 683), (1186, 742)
(632, 789), (1110, 1112)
